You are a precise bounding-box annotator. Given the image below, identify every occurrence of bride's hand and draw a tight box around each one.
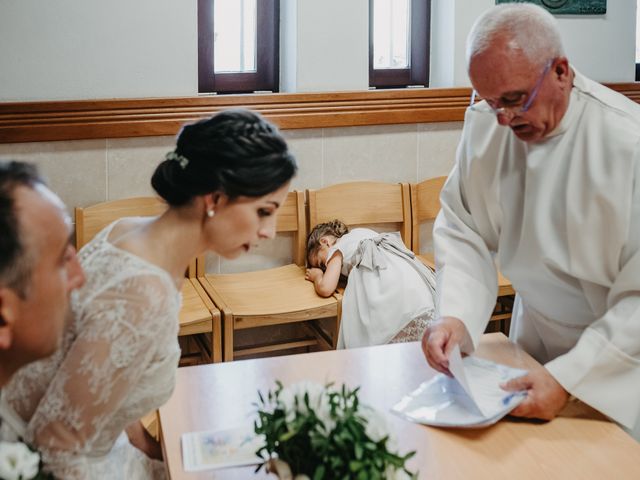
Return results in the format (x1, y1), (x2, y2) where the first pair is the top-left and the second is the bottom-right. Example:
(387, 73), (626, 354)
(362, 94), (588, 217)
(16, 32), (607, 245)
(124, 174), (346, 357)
(125, 420), (163, 461)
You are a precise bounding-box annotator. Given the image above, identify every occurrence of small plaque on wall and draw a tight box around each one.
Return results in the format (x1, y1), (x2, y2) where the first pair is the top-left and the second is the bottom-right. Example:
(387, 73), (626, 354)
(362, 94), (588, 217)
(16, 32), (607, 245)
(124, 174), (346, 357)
(495, 0), (606, 15)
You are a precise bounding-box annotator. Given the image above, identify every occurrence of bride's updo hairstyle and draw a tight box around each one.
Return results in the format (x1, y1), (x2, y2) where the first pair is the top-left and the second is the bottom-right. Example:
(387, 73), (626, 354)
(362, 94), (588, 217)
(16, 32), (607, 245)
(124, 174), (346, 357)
(152, 109), (297, 207)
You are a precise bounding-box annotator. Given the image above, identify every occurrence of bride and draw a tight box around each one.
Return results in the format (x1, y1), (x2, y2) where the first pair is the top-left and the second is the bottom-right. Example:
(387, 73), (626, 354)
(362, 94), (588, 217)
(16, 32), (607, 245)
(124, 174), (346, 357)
(0, 109), (297, 479)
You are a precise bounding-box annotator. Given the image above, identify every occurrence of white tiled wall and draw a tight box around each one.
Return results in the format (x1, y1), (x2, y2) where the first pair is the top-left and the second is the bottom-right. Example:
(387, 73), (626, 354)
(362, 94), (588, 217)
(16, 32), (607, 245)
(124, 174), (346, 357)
(0, 139), (107, 209)
(106, 136), (177, 200)
(322, 124), (418, 184)
(0, 122), (462, 272)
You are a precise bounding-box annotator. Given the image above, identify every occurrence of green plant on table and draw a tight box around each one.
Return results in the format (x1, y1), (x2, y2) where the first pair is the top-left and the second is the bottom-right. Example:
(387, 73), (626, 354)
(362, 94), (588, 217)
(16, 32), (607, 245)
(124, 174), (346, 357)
(254, 381), (416, 480)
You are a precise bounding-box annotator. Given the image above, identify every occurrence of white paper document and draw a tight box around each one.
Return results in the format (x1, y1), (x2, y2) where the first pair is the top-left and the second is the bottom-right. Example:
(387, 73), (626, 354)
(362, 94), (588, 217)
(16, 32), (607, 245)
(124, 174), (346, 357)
(181, 427), (263, 472)
(392, 346), (528, 428)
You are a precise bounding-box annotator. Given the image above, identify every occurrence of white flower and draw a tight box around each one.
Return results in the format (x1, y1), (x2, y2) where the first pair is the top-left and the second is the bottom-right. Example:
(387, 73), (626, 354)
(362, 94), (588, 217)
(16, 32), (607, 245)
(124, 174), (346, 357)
(0, 441), (41, 480)
(361, 406), (392, 443)
(258, 393), (278, 416)
(278, 381), (329, 425)
(312, 394), (335, 433)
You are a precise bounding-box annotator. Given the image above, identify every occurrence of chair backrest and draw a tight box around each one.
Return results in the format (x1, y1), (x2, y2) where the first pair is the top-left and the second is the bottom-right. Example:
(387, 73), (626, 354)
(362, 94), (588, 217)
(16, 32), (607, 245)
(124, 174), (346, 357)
(307, 181), (412, 249)
(410, 176), (447, 254)
(276, 190), (307, 267)
(75, 196), (199, 277)
(75, 197), (167, 248)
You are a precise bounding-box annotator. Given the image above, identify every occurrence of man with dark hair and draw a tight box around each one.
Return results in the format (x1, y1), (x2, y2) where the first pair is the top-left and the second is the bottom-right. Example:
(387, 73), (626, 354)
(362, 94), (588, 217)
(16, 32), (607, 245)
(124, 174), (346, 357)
(0, 160), (85, 387)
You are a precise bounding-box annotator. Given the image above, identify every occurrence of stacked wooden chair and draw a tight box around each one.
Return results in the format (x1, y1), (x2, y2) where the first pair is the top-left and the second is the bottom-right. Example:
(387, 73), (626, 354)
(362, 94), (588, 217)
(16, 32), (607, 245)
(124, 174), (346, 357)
(306, 181), (413, 339)
(75, 197), (222, 365)
(409, 176), (515, 330)
(199, 191), (340, 361)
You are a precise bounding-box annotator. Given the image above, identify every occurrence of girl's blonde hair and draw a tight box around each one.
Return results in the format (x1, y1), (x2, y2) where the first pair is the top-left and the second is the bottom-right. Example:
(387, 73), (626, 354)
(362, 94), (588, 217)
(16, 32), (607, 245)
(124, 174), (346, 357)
(306, 219), (349, 267)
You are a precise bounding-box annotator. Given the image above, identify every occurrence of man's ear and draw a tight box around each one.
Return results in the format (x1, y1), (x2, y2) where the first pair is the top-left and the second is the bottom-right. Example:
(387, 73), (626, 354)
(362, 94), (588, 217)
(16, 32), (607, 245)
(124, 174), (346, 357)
(554, 57), (570, 81)
(0, 288), (18, 350)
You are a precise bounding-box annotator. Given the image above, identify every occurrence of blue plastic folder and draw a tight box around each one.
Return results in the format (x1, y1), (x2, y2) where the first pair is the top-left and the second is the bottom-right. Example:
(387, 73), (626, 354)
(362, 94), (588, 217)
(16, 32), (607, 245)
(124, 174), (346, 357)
(392, 346), (527, 428)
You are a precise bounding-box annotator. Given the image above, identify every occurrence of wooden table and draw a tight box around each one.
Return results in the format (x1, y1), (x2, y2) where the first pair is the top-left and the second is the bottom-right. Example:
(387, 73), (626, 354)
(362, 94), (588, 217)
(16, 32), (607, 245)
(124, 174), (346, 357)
(159, 333), (640, 479)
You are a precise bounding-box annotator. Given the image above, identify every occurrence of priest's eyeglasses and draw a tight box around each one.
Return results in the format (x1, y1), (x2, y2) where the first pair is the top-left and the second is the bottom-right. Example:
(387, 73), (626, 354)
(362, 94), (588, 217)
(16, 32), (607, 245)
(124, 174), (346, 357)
(469, 59), (554, 116)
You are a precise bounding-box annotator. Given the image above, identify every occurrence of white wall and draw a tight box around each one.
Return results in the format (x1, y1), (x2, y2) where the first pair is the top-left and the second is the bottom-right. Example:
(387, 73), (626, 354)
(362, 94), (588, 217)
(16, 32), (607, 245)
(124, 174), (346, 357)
(443, 0), (636, 87)
(430, 0), (455, 88)
(560, 0), (636, 82)
(282, 0), (369, 92)
(0, 0), (636, 101)
(0, 0), (197, 101)
(280, 0), (298, 92)
(452, 1), (493, 87)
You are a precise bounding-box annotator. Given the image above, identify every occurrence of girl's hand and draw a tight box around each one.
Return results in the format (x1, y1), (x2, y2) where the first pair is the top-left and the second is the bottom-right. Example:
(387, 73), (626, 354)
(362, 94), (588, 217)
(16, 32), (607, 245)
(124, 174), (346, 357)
(308, 253), (342, 297)
(305, 267), (323, 283)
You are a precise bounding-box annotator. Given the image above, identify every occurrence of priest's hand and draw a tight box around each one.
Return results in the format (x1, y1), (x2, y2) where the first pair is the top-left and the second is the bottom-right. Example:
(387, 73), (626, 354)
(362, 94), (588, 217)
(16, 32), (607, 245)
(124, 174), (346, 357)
(421, 316), (470, 376)
(501, 368), (569, 421)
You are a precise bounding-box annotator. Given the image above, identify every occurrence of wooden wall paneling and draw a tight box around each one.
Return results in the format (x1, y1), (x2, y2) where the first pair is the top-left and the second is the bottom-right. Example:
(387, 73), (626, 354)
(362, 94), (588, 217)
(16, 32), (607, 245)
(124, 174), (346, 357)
(0, 88), (470, 143)
(1, 83), (639, 143)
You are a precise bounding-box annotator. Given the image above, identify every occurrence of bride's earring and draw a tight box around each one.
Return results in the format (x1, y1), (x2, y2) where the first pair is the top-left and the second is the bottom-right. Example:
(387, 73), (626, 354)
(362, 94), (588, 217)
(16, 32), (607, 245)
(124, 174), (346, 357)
(207, 209), (215, 218)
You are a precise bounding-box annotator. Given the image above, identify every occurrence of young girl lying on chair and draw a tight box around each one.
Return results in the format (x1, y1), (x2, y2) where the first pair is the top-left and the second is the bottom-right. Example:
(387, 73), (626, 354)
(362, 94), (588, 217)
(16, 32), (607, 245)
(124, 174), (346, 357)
(305, 220), (436, 349)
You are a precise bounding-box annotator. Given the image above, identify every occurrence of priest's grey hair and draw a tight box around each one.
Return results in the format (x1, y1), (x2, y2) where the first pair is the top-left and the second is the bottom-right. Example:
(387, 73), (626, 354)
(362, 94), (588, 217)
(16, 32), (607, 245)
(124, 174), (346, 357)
(466, 3), (565, 70)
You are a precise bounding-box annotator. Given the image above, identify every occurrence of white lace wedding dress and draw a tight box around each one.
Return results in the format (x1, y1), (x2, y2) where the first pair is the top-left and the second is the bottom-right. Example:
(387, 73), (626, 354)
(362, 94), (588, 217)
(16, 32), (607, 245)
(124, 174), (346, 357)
(0, 222), (181, 479)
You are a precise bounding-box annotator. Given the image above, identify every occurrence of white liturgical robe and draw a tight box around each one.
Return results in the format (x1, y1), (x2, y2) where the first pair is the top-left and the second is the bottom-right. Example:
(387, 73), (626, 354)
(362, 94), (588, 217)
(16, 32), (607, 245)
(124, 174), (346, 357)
(435, 69), (640, 436)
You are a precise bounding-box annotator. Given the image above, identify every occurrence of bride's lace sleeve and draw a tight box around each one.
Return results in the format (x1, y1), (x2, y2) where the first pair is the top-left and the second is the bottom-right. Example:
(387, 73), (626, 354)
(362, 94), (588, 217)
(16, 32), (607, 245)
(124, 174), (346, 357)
(25, 272), (179, 478)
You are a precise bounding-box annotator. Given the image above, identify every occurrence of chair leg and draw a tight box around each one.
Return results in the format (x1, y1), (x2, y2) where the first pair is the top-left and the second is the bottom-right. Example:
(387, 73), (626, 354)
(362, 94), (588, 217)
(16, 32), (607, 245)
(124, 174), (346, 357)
(212, 314), (223, 363)
(223, 312), (234, 362)
(490, 295), (515, 335)
(307, 321), (334, 350)
(334, 293), (343, 349)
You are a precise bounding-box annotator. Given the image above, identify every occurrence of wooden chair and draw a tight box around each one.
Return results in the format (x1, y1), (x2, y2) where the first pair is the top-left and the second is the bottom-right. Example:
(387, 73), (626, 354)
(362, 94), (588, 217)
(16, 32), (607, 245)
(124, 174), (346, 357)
(409, 177), (515, 326)
(75, 197), (222, 364)
(199, 191), (339, 361)
(307, 181), (413, 338)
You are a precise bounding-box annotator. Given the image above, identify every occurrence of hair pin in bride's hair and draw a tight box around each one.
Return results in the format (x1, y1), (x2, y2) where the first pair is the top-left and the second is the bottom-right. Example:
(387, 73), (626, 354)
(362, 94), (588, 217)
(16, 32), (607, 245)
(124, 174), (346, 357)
(165, 151), (189, 170)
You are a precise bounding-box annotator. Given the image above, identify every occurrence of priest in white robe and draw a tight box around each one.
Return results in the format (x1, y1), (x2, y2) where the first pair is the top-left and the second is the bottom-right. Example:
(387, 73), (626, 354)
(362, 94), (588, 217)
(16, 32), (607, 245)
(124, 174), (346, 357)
(422, 3), (640, 439)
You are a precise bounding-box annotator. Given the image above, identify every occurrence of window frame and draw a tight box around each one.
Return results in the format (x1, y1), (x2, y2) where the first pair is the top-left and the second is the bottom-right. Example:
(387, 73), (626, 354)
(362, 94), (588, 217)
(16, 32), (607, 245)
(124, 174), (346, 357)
(368, 0), (431, 89)
(198, 0), (280, 94)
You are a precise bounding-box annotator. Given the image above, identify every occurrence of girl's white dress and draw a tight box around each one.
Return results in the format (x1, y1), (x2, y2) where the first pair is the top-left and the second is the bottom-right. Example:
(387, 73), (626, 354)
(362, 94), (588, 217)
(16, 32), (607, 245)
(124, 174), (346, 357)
(328, 228), (436, 348)
(0, 222), (181, 479)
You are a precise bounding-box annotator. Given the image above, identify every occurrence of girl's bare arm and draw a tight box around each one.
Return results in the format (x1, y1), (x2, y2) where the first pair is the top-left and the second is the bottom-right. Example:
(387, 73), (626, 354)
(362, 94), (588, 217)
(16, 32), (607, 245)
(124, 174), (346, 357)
(305, 252), (342, 297)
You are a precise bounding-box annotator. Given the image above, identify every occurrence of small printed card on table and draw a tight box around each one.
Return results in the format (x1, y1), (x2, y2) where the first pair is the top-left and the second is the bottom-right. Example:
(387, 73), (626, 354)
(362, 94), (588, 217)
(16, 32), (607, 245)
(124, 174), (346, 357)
(181, 427), (262, 472)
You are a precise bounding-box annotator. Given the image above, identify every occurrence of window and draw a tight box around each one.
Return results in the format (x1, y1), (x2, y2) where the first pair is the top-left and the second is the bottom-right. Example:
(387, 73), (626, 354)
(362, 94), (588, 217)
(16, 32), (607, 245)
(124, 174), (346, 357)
(198, 0), (279, 94)
(369, 0), (430, 88)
